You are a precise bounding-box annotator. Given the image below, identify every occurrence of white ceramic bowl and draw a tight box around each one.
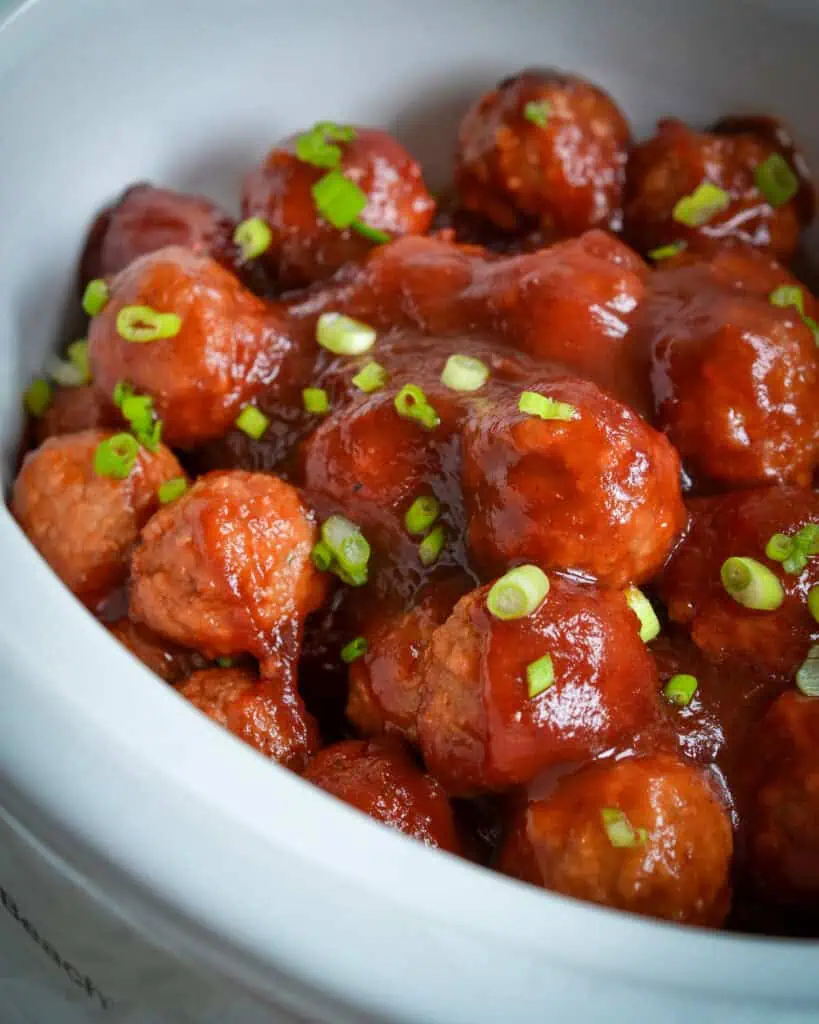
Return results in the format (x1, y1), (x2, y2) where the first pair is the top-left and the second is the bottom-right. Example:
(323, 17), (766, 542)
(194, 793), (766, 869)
(1, 1), (818, 1020)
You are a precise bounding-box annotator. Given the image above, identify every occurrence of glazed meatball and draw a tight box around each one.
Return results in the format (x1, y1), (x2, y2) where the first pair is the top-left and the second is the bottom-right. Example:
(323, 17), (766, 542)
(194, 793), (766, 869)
(12, 429), (183, 607)
(33, 386), (115, 445)
(107, 617), (206, 685)
(462, 376), (685, 587)
(346, 576), (469, 742)
(418, 576), (660, 795)
(746, 692), (819, 905)
(241, 125), (435, 288)
(624, 118), (813, 263)
(455, 69), (630, 237)
(640, 260), (819, 488)
(88, 246), (288, 448)
(130, 471), (327, 662)
(180, 666), (319, 772)
(305, 738), (460, 852)
(659, 487), (819, 678)
(79, 184), (238, 286)
(499, 755), (733, 926)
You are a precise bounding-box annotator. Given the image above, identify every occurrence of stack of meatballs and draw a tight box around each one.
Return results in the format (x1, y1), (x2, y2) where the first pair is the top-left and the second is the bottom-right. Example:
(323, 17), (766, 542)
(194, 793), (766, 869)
(12, 68), (819, 934)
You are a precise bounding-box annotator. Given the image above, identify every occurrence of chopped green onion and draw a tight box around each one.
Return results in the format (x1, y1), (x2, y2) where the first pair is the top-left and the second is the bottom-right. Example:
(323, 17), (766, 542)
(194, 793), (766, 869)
(295, 121), (356, 169)
(116, 305), (182, 343)
(93, 432), (139, 480)
(320, 514), (371, 586)
(394, 384), (440, 430)
(311, 169), (368, 229)
(341, 636), (368, 663)
(310, 540), (334, 572)
(405, 495), (440, 536)
(216, 656), (234, 668)
(157, 477), (188, 504)
(440, 354), (490, 392)
(769, 285), (805, 314)
(523, 100), (551, 127)
(672, 182), (731, 227)
(418, 525), (446, 567)
(518, 390), (577, 422)
(233, 216), (272, 261)
(352, 220), (391, 244)
(755, 153), (799, 208)
(601, 808), (647, 849)
(302, 387), (330, 414)
(796, 524), (819, 555)
(121, 393), (162, 451)
(648, 241), (687, 261)
(526, 653), (554, 698)
(808, 586), (819, 624)
(112, 380), (134, 408)
(24, 378), (52, 417)
(351, 360), (387, 393)
(316, 312), (376, 355)
(235, 405), (269, 440)
(486, 565), (550, 621)
(50, 339), (90, 387)
(82, 278), (109, 317)
(720, 556), (784, 610)
(663, 673), (698, 707)
(796, 644), (819, 697)
(802, 313), (819, 347)
(768, 524), (819, 575)
(766, 533), (794, 562)
(625, 586), (661, 643)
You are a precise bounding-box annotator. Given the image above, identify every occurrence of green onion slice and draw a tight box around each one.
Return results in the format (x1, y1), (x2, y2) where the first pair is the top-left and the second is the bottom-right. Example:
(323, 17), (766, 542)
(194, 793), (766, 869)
(663, 673), (698, 707)
(601, 808), (648, 849)
(526, 653), (554, 698)
(802, 313), (819, 347)
(767, 524), (819, 575)
(93, 432), (139, 480)
(341, 636), (368, 663)
(523, 100), (551, 127)
(302, 387), (330, 415)
(440, 354), (490, 392)
(755, 153), (799, 208)
(82, 278), (110, 317)
(394, 384), (440, 430)
(769, 285), (805, 314)
(316, 312), (376, 355)
(310, 540), (334, 573)
(648, 241), (687, 261)
(796, 644), (819, 697)
(158, 477), (188, 504)
(113, 380), (134, 408)
(24, 378), (52, 417)
(807, 586), (819, 624)
(625, 586), (661, 643)
(418, 524), (446, 567)
(351, 360), (387, 393)
(518, 390), (577, 422)
(766, 532), (795, 562)
(672, 182), (730, 227)
(295, 121), (356, 169)
(405, 495), (440, 536)
(121, 392), (162, 451)
(235, 405), (269, 440)
(234, 216), (272, 261)
(486, 565), (550, 621)
(720, 556), (784, 610)
(319, 514), (371, 587)
(311, 169), (368, 229)
(116, 305), (182, 343)
(352, 220), (391, 244)
(50, 339), (90, 388)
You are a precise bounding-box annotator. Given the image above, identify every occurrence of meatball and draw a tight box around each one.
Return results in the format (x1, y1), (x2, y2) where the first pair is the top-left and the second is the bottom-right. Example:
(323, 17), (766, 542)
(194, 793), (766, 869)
(305, 738), (460, 852)
(640, 260), (819, 488)
(241, 125), (435, 288)
(498, 755), (733, 926)
(79, 183), (238, 286)
(659, 487), (819, 678)
(455, 69), (630, 237)
(462, 376), (685, 587)
(88, 246), (288, 448)
(34, 385), (115, 444)
(107, 617), (206, 685)
(346, 576), (469, 742)
(624, 118), (813, 263)
(418, 576), (660, 795)
(130, 471), (327, 662)
(12, 429), (183, 607)
(746, 692), (819, 905)
(179, 666), (319, 772)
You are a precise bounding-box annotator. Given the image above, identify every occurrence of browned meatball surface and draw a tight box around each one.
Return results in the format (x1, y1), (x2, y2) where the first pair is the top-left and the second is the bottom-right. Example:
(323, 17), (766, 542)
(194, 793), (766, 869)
(456, 69), (630, 238)
(12, 429), (183, 607)
(130, 471), (327, 663)
(33, 385), (116, 445)
(107, 617), (206, 685)
(180, 666), (319, 771)
(241, 125), (435, 288)
(305, 738), (460, 852)
(499, 755), (733, 926)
